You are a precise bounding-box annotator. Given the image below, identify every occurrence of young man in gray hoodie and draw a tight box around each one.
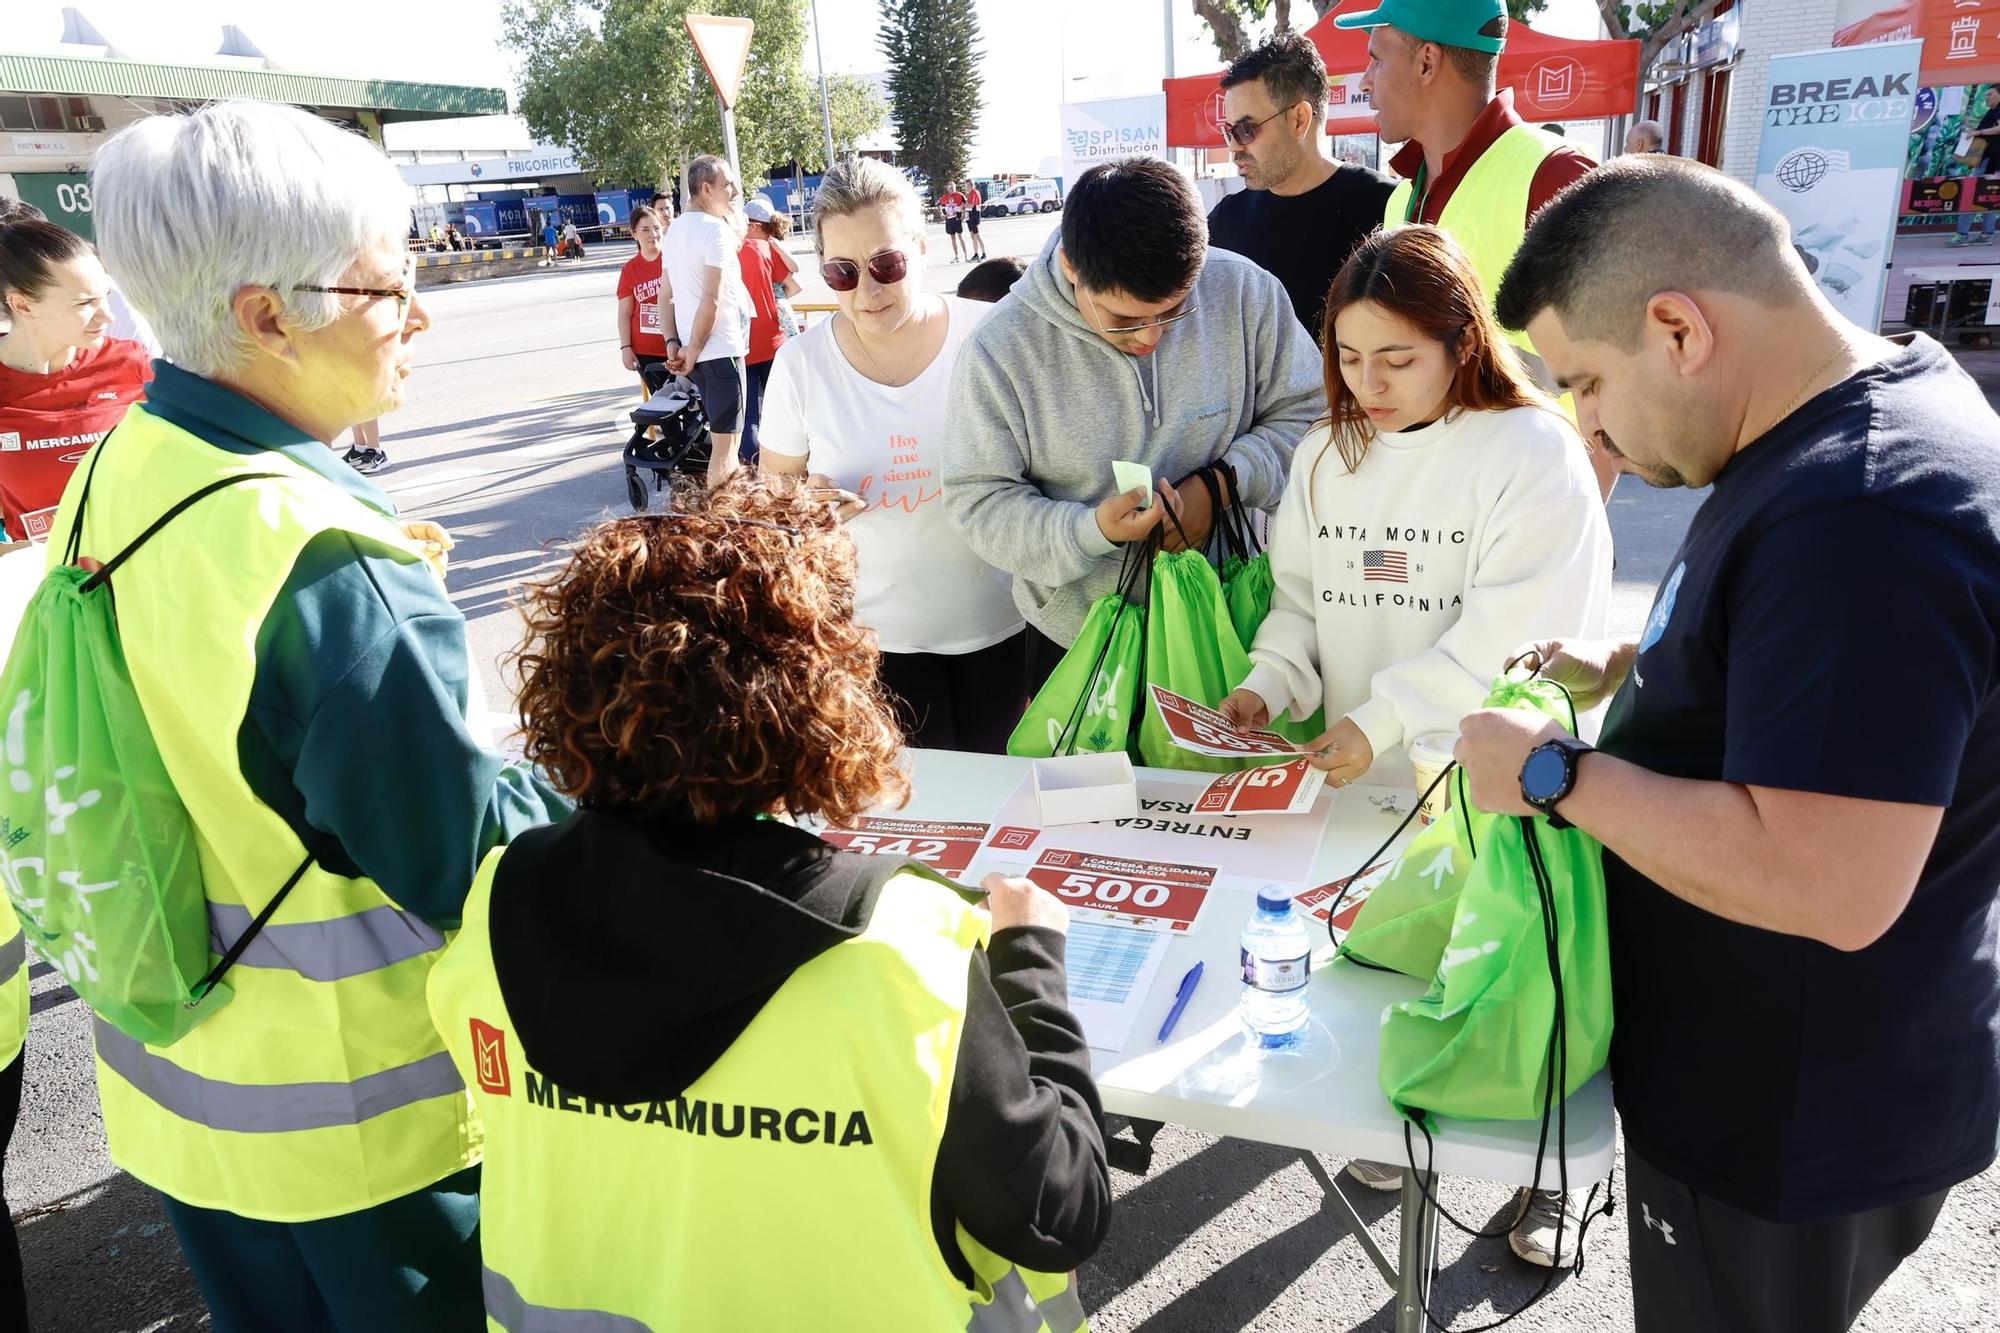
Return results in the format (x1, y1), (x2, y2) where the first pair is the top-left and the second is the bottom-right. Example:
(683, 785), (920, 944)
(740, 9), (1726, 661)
(943, 156), (1325, 685)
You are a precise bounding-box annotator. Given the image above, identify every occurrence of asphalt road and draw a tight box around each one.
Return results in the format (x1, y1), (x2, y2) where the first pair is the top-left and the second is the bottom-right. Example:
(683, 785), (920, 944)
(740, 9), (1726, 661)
(12, 215), (1999, 1332)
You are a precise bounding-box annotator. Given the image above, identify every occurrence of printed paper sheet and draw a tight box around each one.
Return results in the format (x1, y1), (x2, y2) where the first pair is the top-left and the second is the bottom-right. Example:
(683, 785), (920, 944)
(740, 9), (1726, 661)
(1063, 920), (1172, 1051)
(1149, 684), (1312, 758)
(975, 769), (1331, 889)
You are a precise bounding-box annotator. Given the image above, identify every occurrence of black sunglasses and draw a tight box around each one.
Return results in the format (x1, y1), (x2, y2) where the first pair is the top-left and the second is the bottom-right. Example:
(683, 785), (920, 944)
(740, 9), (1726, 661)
(820, 250), (909, 292)
(1220, 101), (1303, 149)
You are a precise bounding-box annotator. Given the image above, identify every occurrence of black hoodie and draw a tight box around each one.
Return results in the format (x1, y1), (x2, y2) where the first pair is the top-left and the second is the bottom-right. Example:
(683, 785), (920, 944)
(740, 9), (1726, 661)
(487, 809), (1112, 1282)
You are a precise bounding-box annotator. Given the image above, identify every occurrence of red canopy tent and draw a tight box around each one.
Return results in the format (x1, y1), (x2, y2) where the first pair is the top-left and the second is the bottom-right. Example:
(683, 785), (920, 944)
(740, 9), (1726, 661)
(1162, 0), (1642, 148)
(1834, 0), (2000, 85)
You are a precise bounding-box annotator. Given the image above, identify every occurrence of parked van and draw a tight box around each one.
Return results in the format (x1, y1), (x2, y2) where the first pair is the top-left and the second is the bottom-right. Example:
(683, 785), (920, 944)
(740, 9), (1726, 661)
(985, 178), (1063, 216)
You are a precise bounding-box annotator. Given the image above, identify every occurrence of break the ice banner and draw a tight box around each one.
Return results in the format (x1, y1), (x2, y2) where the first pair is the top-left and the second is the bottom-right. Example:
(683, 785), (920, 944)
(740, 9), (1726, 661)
(1752, 40), (1923, 330)
(1060, 95), (1168, 192)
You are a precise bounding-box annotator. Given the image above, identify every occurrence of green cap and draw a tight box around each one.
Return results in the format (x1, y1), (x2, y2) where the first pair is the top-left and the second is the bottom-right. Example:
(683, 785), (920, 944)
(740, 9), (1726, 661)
(1333, 0), (1509, 54)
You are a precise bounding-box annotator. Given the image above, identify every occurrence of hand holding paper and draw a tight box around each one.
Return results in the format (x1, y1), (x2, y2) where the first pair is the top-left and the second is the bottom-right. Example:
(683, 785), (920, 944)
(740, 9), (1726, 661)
(1111, 460), (1153, 508)
(1148, 684), (1312, 759)
(1096, 478), (1179, 544)
(1302, 717), (1373, 784)
(1219, 688), (1271, 731)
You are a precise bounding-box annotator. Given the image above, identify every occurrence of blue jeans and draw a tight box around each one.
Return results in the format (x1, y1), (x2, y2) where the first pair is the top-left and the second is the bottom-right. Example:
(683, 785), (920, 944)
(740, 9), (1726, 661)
(1958, 205), (1995, 237)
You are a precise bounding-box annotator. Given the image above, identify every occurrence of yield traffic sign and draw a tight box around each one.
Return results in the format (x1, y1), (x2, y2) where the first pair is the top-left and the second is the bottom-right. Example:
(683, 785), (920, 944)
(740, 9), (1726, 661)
(685, 14), (755, 110)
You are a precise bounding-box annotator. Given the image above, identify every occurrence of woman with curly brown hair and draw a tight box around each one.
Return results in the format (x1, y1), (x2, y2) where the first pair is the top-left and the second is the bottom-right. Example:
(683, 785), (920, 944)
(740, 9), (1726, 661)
(427, 477), (1109, 1332)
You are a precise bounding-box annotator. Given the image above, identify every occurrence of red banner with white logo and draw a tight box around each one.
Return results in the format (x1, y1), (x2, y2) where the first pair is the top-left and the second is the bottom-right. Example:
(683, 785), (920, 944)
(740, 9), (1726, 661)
(1836, 0), (2000, 86)
(1163, 1), (1640, 146)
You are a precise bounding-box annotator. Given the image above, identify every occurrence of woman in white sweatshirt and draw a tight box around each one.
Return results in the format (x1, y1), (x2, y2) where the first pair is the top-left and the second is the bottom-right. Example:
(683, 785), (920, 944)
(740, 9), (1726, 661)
(1221, 225), (1612, 787)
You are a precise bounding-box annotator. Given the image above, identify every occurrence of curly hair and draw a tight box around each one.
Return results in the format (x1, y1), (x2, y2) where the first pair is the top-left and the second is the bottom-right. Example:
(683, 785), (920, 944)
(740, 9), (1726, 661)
(511, 477), (909, 824)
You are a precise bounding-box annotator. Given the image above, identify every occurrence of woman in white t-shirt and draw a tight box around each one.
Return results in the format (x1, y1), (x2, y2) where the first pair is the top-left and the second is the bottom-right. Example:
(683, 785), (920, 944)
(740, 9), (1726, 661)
(1221, 224), (1613, 790)
(761, 157), (1024, 752)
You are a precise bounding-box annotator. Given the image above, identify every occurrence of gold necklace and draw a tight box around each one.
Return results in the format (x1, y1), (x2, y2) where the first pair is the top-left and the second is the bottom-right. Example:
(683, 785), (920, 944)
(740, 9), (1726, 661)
(1775, 341), (1852, 429)
(842, 305), (932, 387)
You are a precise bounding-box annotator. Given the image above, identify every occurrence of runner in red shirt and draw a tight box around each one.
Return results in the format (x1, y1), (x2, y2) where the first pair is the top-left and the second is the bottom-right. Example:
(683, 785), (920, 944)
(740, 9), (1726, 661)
(964, 184), (987, 260)
(615, 204), (674, 381)
(0, 219), (151, 541)
(936, 183), (969, 264)
(738, 197), (803, 464)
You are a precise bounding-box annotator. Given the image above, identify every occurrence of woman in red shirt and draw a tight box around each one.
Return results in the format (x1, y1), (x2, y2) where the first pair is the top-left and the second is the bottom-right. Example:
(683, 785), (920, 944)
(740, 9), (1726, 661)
(738, 197), (802, 464)
(0, 219), (150, 541)
(615, 205), (673, 386)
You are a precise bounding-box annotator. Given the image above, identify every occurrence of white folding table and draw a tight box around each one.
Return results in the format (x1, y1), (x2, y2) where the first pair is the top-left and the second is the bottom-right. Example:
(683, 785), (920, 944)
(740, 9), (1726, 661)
(897, 749), (1617, 1333)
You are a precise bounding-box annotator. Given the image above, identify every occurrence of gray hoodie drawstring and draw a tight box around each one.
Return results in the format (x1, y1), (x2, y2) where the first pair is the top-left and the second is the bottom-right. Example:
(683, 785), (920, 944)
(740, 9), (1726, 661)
(1126, 351), (1161, 428)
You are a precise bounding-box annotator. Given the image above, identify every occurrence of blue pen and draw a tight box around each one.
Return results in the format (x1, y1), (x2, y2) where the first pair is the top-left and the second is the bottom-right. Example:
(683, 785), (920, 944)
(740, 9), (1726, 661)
(1156, 962), (1204, 1043)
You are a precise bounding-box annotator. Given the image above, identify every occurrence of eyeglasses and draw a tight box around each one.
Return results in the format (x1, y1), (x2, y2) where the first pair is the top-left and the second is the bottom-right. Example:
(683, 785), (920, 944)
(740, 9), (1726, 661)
(1219, 102), (1303, 149)
(1083, 287), (1198, 337)
(820, 250), (910, 292)
(294, 261), (418, 320)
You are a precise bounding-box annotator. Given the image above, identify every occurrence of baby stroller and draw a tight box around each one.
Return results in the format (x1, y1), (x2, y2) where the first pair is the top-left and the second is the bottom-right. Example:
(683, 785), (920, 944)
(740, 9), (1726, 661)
(622, 363), (713, 511)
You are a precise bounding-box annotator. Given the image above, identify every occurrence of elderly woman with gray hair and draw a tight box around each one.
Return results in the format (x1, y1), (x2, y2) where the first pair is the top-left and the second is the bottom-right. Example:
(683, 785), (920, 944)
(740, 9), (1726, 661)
(759, 156), (1025, 752)
(58, 100), (569, 1328)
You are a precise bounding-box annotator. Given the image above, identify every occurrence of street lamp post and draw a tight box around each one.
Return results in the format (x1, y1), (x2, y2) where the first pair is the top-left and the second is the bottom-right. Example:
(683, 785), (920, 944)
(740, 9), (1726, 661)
(811, 0), (837, 170)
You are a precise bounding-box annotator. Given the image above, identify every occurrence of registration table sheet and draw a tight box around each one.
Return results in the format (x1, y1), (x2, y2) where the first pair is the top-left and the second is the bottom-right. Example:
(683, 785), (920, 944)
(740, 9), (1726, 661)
(885, 749), (1615, 1183)
(872, 750), (1615, 1331)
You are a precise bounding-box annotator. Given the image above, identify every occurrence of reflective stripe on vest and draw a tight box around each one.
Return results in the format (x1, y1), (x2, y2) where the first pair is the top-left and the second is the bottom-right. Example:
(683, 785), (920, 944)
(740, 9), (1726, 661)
(94, 1018), (463, 1133)
(972, 1270), (1086, 1333)
(52, 405), (474, 1220)
(208, 902), (446, 982)
(0, 919), (23, 1070)
(483, 1266), (653, 1333)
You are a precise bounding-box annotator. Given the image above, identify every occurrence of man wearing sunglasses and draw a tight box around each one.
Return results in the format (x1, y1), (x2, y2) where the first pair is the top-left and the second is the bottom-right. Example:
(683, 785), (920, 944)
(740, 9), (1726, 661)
(944, 155), (1323, 690)
(1206, 31), (1394, 340)
(663, 154), (755, 486)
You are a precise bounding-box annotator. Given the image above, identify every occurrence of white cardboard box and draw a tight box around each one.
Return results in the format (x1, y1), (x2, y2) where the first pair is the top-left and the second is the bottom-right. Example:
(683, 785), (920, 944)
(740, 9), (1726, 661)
(1031, 753), (1140, 826)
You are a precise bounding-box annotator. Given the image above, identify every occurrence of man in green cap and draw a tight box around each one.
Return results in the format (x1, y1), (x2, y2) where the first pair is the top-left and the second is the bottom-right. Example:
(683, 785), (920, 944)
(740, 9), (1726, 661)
(1340, 0), (1614, 504)
(1333, 0), (1613, 1259)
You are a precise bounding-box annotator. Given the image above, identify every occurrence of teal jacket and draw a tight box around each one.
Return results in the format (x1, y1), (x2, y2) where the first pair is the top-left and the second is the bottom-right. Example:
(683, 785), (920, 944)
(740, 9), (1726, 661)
(142, 363), (571, 929)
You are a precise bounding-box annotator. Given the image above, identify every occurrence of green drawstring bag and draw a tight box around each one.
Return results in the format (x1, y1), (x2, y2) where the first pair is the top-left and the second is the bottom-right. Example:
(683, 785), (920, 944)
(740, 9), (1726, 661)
(1337, 674), (1612, 1124)
(1133, 542), (1262, 773)
(1196, 469), (1325, 749)
(1, 456), (315, 1046)
(1336, 769), (1477, 978)
(1219, 549), (1268, 653)
(1007, 540), (1150, 758)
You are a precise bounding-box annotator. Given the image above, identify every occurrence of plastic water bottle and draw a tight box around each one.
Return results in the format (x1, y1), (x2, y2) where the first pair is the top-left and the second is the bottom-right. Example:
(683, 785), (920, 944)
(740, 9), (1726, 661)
(1240, 885), (1311, 1048)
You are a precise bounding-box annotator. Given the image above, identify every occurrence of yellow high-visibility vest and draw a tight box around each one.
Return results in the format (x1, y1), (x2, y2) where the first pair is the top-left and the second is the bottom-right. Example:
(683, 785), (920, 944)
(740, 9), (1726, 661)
(48, 405), (475, 1221)
(0, 908), (23, 1072)
(430, 850), (1089, 1333)
(1387, 122), (1577, 356)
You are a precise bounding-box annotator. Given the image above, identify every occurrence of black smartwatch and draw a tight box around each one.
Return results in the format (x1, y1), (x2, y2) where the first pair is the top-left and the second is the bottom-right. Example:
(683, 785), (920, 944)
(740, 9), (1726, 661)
(1520, 736), (1593, 829)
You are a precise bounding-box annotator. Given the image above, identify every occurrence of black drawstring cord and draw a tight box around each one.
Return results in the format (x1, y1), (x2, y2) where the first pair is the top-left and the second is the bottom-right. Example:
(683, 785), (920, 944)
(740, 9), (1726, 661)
(1326, 671), (1610, 1330)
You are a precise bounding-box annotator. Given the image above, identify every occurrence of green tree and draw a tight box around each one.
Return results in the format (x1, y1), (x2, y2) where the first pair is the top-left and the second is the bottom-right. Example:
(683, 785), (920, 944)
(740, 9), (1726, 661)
(501, 0), (886, 191)
(1595, 0), (1703, 72)
(878, 0), (983, 192)
(1193, 0), (1549, 64)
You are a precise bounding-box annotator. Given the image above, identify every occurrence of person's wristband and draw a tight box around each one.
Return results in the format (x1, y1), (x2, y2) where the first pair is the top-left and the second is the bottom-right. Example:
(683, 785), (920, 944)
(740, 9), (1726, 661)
(620, 343), (632, 349)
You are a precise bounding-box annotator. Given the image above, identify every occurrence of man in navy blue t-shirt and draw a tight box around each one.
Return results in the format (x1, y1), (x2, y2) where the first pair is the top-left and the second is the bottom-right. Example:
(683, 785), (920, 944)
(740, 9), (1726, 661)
(1460, 155), (2000, 1332)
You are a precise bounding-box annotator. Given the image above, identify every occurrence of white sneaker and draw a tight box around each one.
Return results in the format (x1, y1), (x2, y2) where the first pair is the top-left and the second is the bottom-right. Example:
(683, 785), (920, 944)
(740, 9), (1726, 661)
(1950, 233), (1975, 247)
(1507, 1187), (1586, 1269)
(1344, 1160), (1404, 1192)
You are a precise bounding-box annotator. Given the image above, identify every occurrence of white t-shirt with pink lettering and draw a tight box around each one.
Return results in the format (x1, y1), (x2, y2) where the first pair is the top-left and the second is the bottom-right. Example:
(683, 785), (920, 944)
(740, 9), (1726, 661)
(760, 296), (1021, 655)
